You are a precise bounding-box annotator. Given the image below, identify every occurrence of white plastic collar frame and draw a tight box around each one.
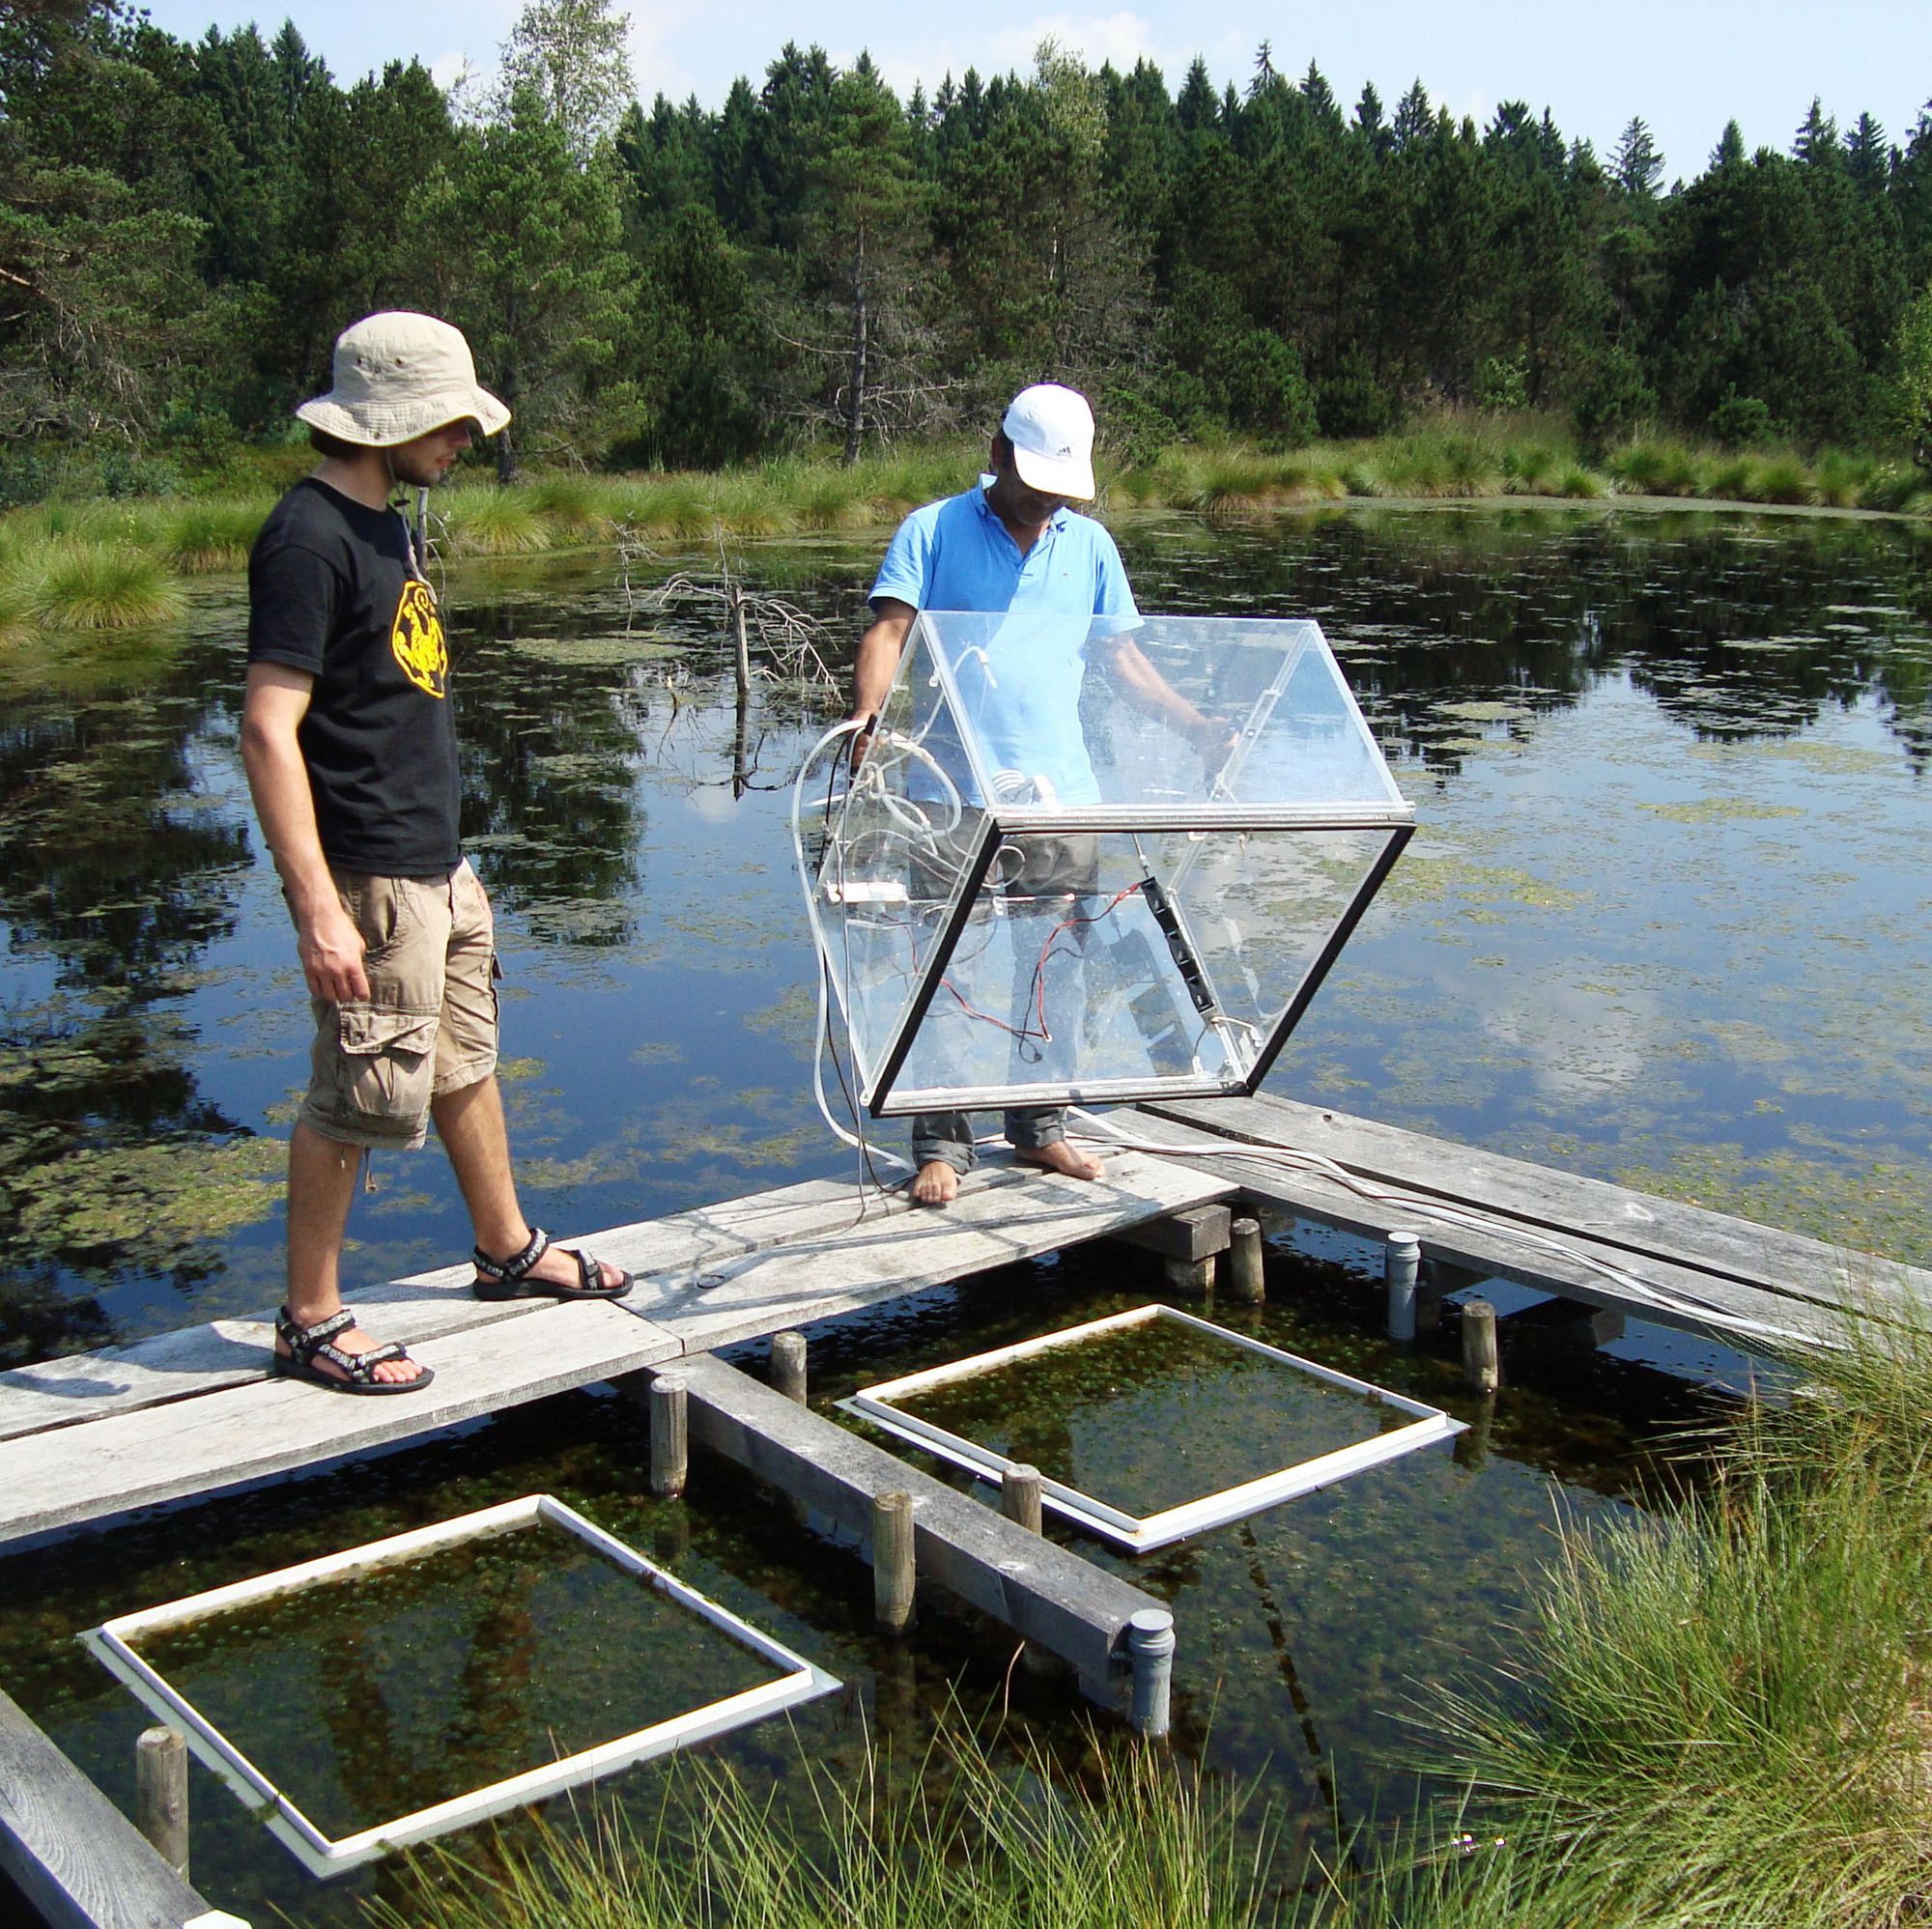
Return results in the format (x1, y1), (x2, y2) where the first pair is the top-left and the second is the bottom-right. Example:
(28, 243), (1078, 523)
(840, 1304), (1465, 1553)
(82, 1494), (840, 1880)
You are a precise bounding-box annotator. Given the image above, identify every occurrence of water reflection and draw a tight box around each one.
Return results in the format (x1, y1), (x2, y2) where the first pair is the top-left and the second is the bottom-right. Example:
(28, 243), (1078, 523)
(1, 507), (1928, 1364)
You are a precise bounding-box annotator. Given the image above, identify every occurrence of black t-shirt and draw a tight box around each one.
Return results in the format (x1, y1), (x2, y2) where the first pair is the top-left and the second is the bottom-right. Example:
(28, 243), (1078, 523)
(246, 477), (461, 877)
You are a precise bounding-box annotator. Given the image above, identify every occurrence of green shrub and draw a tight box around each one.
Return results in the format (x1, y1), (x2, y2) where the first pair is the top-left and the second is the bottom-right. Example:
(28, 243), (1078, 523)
(1711, 389), (1776, 448)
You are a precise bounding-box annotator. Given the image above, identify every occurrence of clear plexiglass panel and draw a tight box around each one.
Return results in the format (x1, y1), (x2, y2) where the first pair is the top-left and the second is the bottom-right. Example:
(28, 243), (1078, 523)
(911, 610), (1406, 813)
(878, 824), (1402, 1114)
(806, 613), (1412, 1115)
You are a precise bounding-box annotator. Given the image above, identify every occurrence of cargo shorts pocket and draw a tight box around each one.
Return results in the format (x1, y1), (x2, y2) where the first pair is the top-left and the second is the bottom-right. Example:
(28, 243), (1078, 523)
(336, 1007), (440, 1126)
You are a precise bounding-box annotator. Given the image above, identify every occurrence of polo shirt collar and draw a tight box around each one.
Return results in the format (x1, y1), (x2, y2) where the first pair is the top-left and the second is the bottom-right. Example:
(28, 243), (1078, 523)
(975, 483), (1070, 536)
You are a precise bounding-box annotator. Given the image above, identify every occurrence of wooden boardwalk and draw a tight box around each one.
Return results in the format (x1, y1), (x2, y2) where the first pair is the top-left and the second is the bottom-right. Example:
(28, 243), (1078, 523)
(1132, 1093), (1932, 1350)
(0, 1148), (1235, 1549)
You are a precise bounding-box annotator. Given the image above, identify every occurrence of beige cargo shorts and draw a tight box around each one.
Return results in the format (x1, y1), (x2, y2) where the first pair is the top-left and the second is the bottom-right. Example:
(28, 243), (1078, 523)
(298, 860), (498, 1149)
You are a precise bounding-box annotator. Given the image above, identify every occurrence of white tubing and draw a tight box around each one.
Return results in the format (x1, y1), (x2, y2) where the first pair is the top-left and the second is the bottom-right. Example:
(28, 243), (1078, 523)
(790, 719), (922, 1179)
(1067, 1108), (1820, 1350)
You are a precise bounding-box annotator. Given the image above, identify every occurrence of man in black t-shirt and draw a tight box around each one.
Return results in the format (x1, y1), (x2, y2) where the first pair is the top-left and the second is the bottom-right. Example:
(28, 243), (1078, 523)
(242, 312), (632, 1395)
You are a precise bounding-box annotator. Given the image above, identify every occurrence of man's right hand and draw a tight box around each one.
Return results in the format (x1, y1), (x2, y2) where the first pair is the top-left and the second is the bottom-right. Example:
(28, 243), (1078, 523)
(298, 898), (370, 1004)
(846, 713), (876, 770)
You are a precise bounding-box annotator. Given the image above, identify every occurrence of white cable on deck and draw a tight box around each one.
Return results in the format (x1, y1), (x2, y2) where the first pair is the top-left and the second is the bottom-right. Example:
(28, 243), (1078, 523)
(1067, 1108), (1825, 1351)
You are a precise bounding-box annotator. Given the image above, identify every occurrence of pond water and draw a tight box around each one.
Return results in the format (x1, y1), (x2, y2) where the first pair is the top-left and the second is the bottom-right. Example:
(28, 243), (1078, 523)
(1, 502), (1929, 1922)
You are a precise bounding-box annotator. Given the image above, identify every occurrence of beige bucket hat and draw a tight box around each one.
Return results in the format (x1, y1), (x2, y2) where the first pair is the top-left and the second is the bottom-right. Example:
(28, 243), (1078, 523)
(295, 312), (510, 446)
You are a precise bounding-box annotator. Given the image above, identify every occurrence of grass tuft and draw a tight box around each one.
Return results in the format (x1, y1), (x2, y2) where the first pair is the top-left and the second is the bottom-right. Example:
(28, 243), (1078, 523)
(439, 486), (554, 556)
(365, 1712), (1285, 1929)
(8, 540), (185, 631)
(1330, 1305), (1932, 1929)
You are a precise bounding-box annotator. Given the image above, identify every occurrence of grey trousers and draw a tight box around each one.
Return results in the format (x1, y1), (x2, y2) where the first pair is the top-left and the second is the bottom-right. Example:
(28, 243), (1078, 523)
(909, 815), (1100, 1176)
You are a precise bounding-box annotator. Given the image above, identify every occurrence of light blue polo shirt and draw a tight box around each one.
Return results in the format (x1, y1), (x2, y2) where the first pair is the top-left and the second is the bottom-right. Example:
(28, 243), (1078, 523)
(870, 486), (1138, 805)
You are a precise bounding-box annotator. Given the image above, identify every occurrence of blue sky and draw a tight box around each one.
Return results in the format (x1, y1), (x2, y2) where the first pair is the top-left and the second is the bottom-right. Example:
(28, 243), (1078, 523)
(136, 0), (1932, 186)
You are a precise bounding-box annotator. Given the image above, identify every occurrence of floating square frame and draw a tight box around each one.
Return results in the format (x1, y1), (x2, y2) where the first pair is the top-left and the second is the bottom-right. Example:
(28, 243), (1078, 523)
(840, 1305), (1465, 1553)
(81, 1494), (840, 1879)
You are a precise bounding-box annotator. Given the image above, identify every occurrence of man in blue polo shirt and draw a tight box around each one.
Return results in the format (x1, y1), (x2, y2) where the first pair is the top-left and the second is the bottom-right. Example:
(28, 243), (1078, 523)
(846, 383), (1225, 1206)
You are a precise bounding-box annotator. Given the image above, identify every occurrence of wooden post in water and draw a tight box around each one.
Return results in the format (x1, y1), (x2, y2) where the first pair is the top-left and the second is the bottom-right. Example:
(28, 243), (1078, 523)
(135, 1725), (188, 1879)
(1127, 1608), (1176, 1740)
(872, 1490), (916, 1634)
(1454, 1394), (1496, 1472)
(1461, 1298), (1500, 1393)
(649, 1374), (689, 1498)
(1001, 1463), (1044, 1534)
(771, 1330), (808, 1405)
(1228, 1216), (1265, 1303)
(1385, 1231), (1421, 1341)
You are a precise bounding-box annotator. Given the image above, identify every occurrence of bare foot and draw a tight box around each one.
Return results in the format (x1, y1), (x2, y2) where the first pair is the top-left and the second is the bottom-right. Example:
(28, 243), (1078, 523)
(1015, 1142), (1105, 1182)
(911, 1159), (961, 1206)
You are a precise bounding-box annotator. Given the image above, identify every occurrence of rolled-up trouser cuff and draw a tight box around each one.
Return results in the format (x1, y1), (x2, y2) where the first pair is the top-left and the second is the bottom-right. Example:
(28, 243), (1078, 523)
(911, 1112), (976, 1175)
(1005, 1106), (1067, 1151)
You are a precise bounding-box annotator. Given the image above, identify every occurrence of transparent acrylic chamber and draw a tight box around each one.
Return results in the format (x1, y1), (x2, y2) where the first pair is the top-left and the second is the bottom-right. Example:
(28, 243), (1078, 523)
(810, 612), (1412, 1117)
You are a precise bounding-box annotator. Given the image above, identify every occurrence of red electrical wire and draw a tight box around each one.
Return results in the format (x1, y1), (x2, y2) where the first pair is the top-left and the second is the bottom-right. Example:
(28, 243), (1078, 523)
(937, 880), (1147, 1053)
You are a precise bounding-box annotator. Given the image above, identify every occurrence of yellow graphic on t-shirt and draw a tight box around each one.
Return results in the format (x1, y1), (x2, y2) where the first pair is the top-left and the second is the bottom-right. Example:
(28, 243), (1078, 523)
(390, 581), (448, 698)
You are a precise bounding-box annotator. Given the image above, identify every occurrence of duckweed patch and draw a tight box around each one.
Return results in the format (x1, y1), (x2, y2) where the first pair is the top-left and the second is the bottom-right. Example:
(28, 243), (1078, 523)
(1637, 797), (1806, 823)
(1615, 1145), (1932, 1265)
(511, 636), (685, 667)
(19, 1135), (283, 1262)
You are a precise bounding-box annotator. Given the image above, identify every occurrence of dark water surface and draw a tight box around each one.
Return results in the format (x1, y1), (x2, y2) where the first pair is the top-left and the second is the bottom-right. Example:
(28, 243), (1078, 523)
(1, 503), (1928, 1921)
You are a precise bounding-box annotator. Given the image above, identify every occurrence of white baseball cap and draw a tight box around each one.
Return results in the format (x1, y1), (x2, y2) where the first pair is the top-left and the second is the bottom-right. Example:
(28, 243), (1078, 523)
(296, 312), (510, 447)
(1002, 383), (1096, 499)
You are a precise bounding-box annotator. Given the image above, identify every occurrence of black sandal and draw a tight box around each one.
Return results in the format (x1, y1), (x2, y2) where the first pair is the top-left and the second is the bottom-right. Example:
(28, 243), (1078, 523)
(471, 1226), (634, 1302)
(271, 1305), (435, 1396)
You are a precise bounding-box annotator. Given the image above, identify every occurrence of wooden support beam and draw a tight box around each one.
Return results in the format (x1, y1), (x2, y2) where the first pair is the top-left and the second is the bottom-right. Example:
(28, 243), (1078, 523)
(1462, 1299), (1501, 1393)
(134, 1726), (188, 1880)
(770, 1331), (808, 1404)
(1227, 1217), (1265, 1304)
(674, 1351), (1163, 1696)
(1108, 1202), (1233, 1263)
(1001, 1463), (1044, 1535)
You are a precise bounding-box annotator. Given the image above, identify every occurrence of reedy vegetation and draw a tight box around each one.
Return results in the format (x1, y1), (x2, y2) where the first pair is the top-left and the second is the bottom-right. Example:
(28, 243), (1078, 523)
(5, 423), (1927, 635)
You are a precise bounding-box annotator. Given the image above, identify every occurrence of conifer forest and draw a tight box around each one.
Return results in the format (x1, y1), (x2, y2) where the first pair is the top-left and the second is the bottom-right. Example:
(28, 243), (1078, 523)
(9, 0), (1932, 495)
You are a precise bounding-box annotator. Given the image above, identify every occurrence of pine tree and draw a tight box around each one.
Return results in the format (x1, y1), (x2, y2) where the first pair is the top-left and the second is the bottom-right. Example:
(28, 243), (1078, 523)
(1611, 116), (1663, 198)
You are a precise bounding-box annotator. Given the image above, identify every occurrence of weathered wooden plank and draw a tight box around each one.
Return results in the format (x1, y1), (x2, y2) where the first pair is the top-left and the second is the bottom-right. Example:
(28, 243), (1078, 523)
(0, 1278), (533, 1446)
(0, 1175), (1022, 1445)
(0, 1303), (680, 1548)
(676, 1351), (1159, 1689)
(1118, 1111), (1845, 1352)
(619, 1149), (1239, 1352)
(1148, 1093), (1932, 1317)
(0, 1687), (217, 1929)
